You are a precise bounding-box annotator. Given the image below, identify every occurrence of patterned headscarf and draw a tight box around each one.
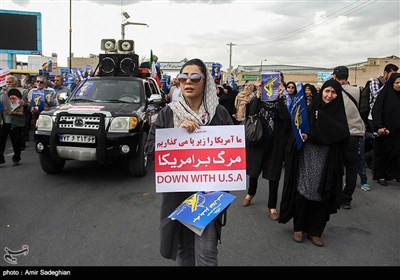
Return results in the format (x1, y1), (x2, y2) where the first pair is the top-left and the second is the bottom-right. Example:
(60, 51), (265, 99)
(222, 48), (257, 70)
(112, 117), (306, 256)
(168, 59), (219, 128)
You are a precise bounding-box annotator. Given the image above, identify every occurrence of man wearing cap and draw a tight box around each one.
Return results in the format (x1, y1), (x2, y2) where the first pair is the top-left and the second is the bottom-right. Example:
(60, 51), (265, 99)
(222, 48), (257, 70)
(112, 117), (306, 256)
(0, 88), (31, 166)
(332, 66), (366, 209)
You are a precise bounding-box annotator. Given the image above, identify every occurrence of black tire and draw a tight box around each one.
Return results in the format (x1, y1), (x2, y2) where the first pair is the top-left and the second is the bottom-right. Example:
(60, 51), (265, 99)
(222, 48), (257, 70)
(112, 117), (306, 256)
(128, 132), (148, 177)
(39, 151), (66, 174)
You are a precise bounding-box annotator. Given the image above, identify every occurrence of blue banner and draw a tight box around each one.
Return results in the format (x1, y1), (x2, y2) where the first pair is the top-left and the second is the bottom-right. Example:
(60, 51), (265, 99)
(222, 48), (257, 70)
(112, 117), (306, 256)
(79, 67), (86, 79)
(168, 191), (236, 236)
(261, 72), (280, 101)
(211, 63), (221, 78)
(228, 74), (237, 91)
(30, 89), (56, 112)
(72, 69), (83, 81)
(288, 82), (310, 150)
(60, 68), (69, 81)
(161, 75), (171, 93)
(75, 81), (94, 97)
(85, 65), (94, 77)
(65, 72), (76, 92)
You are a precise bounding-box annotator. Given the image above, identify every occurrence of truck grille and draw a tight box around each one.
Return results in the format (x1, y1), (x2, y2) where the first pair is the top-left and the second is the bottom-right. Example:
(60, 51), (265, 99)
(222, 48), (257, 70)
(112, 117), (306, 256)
(58, 116), (101, 130)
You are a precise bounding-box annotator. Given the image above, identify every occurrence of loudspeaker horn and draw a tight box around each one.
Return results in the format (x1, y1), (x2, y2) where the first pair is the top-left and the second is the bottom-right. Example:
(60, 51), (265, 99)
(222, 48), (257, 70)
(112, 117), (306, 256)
(117, 40), (134, 52)
(100, 39), (116, 52)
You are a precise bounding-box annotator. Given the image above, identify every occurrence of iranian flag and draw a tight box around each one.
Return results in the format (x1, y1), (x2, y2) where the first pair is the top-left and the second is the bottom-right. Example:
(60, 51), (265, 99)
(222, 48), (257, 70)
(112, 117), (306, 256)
(150, 49), (162, 87)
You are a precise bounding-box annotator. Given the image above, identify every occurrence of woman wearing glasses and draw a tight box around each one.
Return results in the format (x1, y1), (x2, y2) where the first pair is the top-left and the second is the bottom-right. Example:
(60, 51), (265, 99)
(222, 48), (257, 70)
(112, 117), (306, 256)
(145, 58), (233, 266)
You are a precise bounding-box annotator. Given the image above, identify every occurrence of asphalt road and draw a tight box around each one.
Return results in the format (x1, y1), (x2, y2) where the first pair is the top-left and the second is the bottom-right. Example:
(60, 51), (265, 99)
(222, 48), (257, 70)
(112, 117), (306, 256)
(1, 137), (399, 270)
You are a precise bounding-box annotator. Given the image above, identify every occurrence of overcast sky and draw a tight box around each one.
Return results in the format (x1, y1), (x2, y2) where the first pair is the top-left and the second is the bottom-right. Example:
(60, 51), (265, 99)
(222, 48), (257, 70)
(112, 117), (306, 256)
(2, 0), (399, 70)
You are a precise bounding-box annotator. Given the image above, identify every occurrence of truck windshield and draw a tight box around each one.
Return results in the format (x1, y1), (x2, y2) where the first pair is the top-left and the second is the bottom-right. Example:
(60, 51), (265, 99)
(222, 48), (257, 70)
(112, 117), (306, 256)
(71, 80), (142, 103)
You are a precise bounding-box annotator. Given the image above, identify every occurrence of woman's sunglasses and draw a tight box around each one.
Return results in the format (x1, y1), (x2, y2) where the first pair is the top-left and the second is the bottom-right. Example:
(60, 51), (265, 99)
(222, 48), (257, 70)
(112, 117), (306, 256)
(177, 73), (205, 84)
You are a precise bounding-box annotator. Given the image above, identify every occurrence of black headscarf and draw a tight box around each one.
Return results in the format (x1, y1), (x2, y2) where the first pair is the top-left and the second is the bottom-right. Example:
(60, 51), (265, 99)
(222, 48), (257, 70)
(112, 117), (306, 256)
(372, 72), (400, 131)
(308, 79), (349, 145)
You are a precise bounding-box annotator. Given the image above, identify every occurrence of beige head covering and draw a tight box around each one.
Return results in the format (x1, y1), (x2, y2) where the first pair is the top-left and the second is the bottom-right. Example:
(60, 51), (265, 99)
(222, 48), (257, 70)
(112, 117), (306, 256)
(168, 60), (218, 128)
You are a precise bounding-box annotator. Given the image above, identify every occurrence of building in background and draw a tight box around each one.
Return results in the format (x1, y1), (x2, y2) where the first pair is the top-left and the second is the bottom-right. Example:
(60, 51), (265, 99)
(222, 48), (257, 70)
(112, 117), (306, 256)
(232, 55), (400, 88)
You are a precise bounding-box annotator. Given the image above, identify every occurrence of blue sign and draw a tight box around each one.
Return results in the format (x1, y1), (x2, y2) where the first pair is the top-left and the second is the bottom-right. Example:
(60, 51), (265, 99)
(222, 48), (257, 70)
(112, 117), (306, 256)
(261, 72), (280, 101)
(288, 82), (310, 150)
(211, 63), (221, 78)
(169, 191), (236, 236)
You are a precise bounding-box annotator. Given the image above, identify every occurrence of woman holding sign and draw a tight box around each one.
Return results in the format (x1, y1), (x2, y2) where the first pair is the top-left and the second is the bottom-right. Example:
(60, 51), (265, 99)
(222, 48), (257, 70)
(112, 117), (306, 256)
(279, 79), (349, 247)
(145, 58), (233, 266)
(242, 80), (292, 223)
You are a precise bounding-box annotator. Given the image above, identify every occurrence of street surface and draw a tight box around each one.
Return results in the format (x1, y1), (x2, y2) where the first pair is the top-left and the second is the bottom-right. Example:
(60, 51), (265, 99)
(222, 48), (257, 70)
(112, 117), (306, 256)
(1, 137), (399, 269)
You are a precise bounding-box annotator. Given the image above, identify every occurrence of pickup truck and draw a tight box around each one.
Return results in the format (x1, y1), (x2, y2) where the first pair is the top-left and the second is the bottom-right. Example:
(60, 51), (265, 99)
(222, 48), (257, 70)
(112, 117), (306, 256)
(34, 63), (166, 176)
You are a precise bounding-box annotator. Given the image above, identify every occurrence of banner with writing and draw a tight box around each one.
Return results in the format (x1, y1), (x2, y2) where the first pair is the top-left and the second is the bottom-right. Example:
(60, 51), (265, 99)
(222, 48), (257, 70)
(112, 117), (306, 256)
(168, 191), (236, 236)
(155, 125), (246, 192)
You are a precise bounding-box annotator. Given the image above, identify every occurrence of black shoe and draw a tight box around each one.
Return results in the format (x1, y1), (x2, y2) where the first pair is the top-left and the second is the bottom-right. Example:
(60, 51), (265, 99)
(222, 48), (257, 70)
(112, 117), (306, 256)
(0, 158), (5, 165)
(12, 161), (20, 166)
(378, 179), (388, 186)
(21, 146), (26, 151)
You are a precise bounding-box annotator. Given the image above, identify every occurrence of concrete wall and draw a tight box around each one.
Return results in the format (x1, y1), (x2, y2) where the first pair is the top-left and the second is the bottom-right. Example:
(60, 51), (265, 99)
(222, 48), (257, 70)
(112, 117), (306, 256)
(70, 57), (98, 70)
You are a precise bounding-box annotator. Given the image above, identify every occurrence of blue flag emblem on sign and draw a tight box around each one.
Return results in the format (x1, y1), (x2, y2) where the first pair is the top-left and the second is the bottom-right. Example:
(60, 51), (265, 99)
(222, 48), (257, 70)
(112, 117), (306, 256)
(261, 72), (280, 101)
(168, 191), (236, 236)
(211, 63), (221, 78)
(288, 82), (310, 150)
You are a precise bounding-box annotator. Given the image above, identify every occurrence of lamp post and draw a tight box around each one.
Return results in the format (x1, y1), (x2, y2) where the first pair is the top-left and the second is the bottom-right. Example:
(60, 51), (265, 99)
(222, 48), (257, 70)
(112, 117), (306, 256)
(260, 59), (267, 73)
(121, 11), (149, 40)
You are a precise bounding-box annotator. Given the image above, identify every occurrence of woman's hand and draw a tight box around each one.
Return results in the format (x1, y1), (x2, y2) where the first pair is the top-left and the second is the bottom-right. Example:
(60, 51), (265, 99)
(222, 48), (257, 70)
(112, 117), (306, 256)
(180, 120), (200, 133)
(377, 127), (389, 136)
(278, 83), (285, 96)
(301, 133), (308, 142)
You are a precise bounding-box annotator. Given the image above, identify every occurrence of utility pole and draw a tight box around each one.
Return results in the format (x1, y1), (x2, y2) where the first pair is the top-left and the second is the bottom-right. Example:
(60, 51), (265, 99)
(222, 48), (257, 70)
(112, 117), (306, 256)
(226, 42), (236, 75)
(260, 59), (267, 73)
(68, 0), (72, 72)
(121, 21), (148, 40)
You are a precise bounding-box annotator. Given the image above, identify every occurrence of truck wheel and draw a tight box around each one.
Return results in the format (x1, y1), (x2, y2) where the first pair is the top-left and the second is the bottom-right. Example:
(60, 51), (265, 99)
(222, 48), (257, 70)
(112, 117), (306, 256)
(39, 151), (66, 174)
(128, 132), (148, 177)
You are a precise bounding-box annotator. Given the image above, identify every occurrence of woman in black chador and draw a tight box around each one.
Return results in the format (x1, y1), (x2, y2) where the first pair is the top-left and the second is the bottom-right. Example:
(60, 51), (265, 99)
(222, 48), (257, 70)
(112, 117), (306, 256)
(279, 79), (349, 247)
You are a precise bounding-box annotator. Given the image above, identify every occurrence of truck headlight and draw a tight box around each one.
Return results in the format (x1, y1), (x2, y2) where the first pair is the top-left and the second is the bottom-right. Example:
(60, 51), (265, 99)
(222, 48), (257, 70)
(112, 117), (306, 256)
(36, 115), (53, 131)
(109, 116), (137, 132)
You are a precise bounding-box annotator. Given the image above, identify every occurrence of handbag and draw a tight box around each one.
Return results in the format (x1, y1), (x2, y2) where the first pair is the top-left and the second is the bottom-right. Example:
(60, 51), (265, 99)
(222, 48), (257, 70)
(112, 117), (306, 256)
(243, 114), (263, 146)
